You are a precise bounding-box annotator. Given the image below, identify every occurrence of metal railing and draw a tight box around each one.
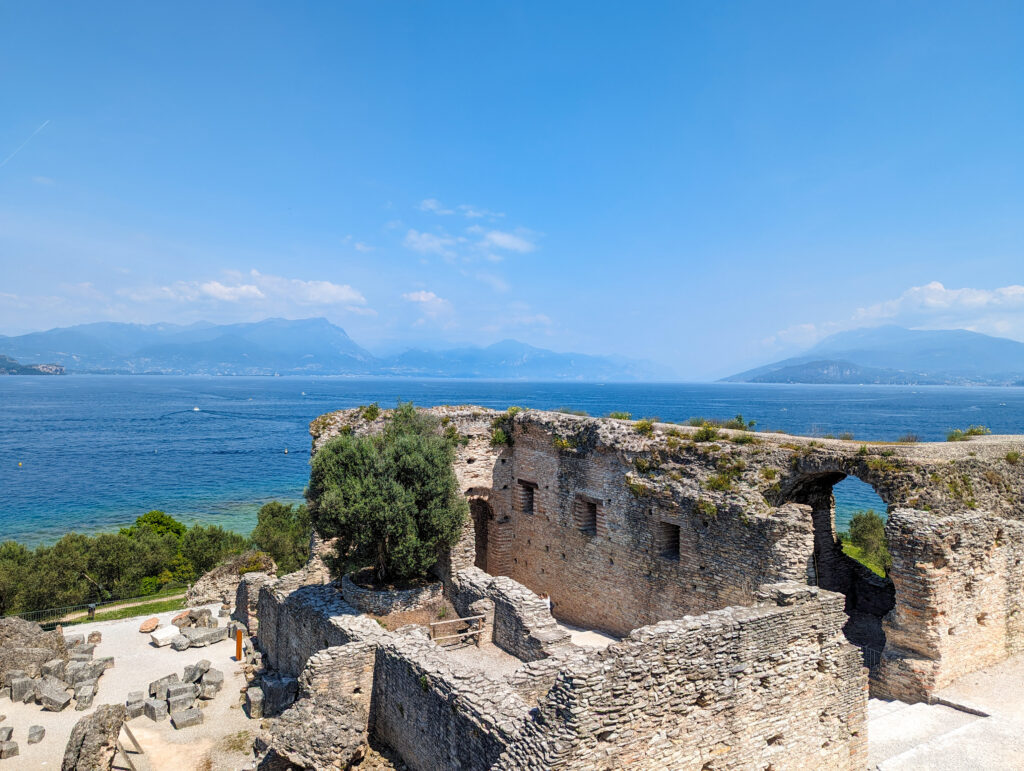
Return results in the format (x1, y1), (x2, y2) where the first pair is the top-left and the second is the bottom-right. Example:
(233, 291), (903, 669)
(861, 646), (883, 670)
(429, 614), (487, 646)
(3, 584), (188, 629)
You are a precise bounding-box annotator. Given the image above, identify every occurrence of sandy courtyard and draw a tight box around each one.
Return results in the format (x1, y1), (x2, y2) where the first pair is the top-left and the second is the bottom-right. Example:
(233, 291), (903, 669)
(2, 604), (258, 770)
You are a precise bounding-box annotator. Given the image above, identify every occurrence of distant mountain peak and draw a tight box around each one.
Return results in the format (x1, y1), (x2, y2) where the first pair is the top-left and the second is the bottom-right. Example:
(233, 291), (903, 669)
(725, 326), (1024, 386)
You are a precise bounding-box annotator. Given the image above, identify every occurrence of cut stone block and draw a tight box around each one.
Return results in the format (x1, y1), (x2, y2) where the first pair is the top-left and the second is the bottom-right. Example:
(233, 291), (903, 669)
(149, 673), (179, 699)
(63, 634), (84, 647)
(86, 631), (102, 644)
(245, 687), (264, 719)
(126, 690), (144, 706)
(27, 725), (44, 744)
(0, 741), (17, 759)
(10, 677), (33, 703)
(182, 626), (227, 647)
(69, 653), (92, 663)
(166, 682), (198, 700)
(138, 617), (159, 633)
(170, 635), (191, 651)
(183, 660), (210, 683)
(96, 656), (115, 671)
(170, 706), (203, 729)
(38, 682), (72, 712)
(71, 643), (95, 657)
(167, 693), (195, 713)
(75, 684), (96, 710)
(0, 727), (10, 742)
(150, 626), (180, 647)
(41, 658), (66, 680)
(126, 701), (145, 719)
(143, 699), (168, 721)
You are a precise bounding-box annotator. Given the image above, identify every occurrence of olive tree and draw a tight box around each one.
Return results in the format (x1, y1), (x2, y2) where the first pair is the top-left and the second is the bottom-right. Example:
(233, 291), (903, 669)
(307, 402), (467, 584)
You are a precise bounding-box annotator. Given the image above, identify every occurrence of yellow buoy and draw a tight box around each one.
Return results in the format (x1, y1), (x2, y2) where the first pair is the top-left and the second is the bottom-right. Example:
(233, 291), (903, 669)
(18, 461), (22, 467)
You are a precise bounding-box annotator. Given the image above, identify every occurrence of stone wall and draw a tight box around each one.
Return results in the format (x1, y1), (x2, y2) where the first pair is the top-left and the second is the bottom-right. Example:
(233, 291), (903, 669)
(309, 406), (1024, 702)
(341, 574), (443, 615)
(498, 582), (867, 771)
(877, 507), (1024, 700)
(370, 635), (529, 771)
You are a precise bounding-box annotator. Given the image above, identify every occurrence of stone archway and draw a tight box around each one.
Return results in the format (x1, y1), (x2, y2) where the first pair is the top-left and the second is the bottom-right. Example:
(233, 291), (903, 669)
(778, 470), (896, 653)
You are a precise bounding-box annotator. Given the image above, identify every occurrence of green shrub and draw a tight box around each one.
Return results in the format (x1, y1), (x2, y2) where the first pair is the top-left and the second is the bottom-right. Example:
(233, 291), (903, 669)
(634, 419), (655, 437)
(844, 510), (891, 576)
(838, 432), (855, 441)
(705, 473), (732, 491)
(695, 499), (717, 518)
(606, 411), (632, 420)
(555, 407), (589, 416)
(307, 402), (467, 584)
(359, 402), (381, 421)
(693, 424), (719, 442)
(898, 433), (919, 444)
(490, 428), (511, 446)
(251, 501), (312, 575)
(947, 425), (991, 442)
(1007, 451), (1021, 465)
(687, 414), (755, 430)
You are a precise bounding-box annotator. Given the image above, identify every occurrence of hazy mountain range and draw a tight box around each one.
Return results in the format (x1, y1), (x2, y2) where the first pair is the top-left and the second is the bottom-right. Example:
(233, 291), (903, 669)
(725, 326), (1024, 386)
(0, 318), (669, 381)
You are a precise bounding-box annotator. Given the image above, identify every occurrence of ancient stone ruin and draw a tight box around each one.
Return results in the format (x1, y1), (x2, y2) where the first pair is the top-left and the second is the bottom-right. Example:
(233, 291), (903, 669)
(246, 406), (1024, 770)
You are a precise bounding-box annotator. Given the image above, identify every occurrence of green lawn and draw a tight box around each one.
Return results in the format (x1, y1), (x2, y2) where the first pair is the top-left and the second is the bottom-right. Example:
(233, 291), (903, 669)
(842, 542), (887, 578)
(56, 595), (188, 627)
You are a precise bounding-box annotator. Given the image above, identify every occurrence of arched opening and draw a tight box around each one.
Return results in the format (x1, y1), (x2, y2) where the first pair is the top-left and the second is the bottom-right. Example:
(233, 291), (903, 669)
(468, 498), (492, 573)
(782, 472), (895, 657)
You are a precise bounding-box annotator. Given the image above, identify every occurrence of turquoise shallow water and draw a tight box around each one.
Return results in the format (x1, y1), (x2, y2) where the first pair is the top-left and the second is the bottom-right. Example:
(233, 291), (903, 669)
(2, 377), (1022, 546)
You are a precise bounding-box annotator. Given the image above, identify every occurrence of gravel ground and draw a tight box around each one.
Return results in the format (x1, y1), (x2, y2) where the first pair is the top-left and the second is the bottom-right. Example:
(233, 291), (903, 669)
(1, 604), (257, 770)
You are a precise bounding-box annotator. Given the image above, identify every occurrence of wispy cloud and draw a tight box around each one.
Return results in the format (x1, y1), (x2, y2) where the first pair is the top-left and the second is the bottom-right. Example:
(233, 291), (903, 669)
(418, 198), (505, 219)
(403, 229), (458, 259)
(402, 290), (454, 326)
(474, 228), (536, 253)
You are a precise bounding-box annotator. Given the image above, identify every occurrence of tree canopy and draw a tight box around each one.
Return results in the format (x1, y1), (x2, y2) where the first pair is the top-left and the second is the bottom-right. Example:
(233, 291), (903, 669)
(307, 402), (467, 584)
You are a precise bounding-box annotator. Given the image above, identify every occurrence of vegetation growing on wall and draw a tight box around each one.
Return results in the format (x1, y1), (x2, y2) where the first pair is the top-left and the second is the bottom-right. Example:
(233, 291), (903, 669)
(307, 402), (467, 584)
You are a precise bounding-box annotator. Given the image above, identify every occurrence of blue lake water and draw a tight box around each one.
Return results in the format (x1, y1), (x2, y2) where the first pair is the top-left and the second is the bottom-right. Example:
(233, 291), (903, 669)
(2, 376), (1023, 546)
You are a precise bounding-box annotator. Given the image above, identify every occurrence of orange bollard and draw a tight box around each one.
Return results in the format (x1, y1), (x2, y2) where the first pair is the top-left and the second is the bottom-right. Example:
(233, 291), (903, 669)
(236, 629), (243, 661)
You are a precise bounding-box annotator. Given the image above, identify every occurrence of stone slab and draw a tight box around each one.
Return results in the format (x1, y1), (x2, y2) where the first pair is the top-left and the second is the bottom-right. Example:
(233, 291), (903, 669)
(150, 626), (180, 647)
(170, 706), (203, 729)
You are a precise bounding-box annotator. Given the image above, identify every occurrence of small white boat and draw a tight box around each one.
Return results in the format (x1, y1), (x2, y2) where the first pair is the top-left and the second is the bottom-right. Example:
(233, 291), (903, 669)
(193, 407), (200, 412)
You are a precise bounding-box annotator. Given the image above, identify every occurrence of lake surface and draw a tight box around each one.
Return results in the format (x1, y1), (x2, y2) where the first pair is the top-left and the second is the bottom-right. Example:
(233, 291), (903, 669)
(3, 376), (1023, 546)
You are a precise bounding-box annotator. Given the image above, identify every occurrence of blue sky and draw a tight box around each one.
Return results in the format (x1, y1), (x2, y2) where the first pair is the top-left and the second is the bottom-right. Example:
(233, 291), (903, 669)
(2, 2), (1024, 379)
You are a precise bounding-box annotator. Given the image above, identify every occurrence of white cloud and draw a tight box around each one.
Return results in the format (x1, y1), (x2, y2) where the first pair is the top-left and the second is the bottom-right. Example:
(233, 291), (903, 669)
(765, 281), (1024, 349)
(200, 280), (264, 301)
(418, 198), (455, 215)
(402, 290), (453, 325)
(249, 270), (365, 305)
(354, 242), (373, 253)
(478, 229), (535, 253)
(403, 229), (458, 259)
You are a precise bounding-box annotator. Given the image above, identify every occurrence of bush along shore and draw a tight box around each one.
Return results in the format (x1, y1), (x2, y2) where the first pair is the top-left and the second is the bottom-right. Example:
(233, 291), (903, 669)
(0, 502), (311, 617)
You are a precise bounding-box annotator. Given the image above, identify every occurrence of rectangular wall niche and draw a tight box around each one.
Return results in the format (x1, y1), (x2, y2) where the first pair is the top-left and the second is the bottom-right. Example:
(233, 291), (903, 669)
(573, 495), (600, 535)
(656, 520), (681, 561)
(517, 480), (538, 515)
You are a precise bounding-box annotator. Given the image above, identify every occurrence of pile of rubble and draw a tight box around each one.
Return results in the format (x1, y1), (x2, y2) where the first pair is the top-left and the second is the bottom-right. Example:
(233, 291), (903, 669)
(0, 618), (112, 715)
(128, 659), (225, 730)
(144, 607), (238, 651)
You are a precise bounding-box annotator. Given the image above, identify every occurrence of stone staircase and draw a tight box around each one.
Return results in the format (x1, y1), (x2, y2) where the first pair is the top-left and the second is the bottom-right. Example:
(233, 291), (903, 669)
(867, 699), (978, 769)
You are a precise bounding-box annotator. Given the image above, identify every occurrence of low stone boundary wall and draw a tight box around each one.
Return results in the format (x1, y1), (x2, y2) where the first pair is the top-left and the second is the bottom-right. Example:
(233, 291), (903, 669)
(341, 574), (442, 616)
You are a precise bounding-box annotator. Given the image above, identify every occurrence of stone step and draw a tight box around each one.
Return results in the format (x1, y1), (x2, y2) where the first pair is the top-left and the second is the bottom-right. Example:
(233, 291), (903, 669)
(876, 714), (1024, 770)
(867, 701), (978, 769)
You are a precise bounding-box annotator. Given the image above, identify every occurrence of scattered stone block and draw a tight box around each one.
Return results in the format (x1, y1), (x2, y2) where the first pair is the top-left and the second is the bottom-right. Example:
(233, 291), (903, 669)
(0, 727), (10, 742)
(75, 684), (96, 710)
(126, 690), (144, 706)
(170, 706), (203, 729)
(167, 682), (198, 700)
(38, 682), (72, 712)
(64, 634), (84, 647)
(168, 693), (195, 713)
(69, 653), (92, 663)
(182, 626), (228, 647)
(96, 656), (114, 671)
(64, 705), (126, 770)
(245, 687), (264, 719)
(0, 741), (17, 759)
(150, 626), (180, 647)
(0, 687), (10, 701)
(41, 658), (66, 680)
(170, 635), (191, 651)
(200, 668), (224, 697)
(149, 673), (180, 699)
(126, 701), (145, 719)
(86, 631), (102, 644)
(183, 660), (211, 683)
(138, 617), (159, 633)
(143, 699), (168, 721)
(71, 643), (95, 657)
(171, 611), (191, 629)
(27, 725), (44, 744)
(9, 677), (33, 704)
